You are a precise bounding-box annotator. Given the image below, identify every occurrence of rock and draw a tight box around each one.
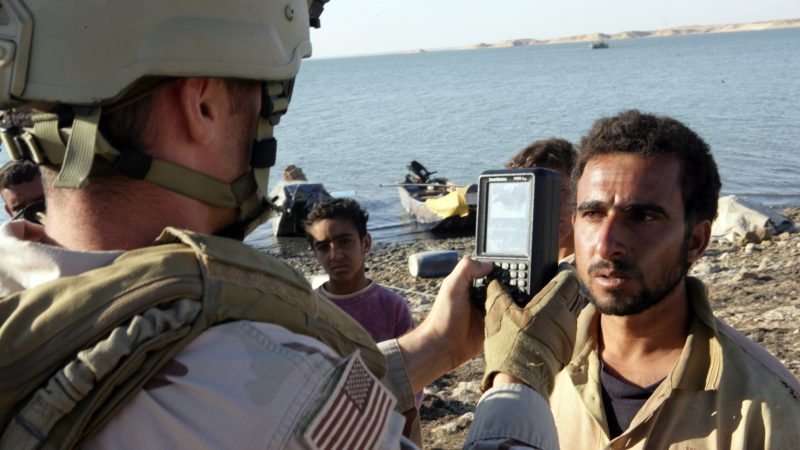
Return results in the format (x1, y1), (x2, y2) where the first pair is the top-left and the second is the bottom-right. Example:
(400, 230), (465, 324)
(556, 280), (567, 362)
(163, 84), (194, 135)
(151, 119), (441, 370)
(424, 385), (442, 396)
(432, 412), (475, 435)
(744, 243), (757, 254)
(433, 421), (461, 435)
(451, 381), (482, 404)
(692, 262), (722, 275)
(733, 271), (760, 282)
(455, 412), (474, 429)
(738, 231), (757, 246)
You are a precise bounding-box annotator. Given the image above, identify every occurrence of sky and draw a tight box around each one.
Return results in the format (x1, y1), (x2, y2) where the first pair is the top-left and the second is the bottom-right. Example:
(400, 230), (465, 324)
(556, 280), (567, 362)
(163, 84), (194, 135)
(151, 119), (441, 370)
(309, 0), (800, 58)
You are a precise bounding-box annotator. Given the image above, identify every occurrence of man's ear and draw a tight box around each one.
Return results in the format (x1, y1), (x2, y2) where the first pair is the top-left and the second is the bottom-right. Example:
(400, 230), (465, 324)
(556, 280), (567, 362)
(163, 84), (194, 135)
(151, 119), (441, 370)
(177, 77), (227, 146)
(686, 220), (712, 264)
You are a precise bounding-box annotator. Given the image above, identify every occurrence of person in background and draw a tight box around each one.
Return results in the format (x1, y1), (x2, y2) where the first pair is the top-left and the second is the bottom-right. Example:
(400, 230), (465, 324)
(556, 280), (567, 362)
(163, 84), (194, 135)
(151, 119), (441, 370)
(0, 159), (44, 221)
(548, 110), (800, 448)
(507, 138), (578, 260)
(282, 164), (307, 182)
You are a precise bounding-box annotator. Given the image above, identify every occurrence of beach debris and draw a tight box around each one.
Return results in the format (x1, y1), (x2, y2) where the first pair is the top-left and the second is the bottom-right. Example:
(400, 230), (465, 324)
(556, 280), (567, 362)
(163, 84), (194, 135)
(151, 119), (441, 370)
(408, 250), (460, 278)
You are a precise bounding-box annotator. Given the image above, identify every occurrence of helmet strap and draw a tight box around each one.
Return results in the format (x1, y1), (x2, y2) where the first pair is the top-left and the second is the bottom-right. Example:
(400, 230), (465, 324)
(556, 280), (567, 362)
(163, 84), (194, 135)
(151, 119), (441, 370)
(0, 80), (294, 240)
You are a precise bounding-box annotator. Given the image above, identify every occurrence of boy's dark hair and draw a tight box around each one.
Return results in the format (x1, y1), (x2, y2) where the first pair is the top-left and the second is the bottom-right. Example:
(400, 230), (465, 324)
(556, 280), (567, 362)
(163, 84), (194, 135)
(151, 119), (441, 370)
(506, 137), (577, 177)
(0, 160), (40, 189)
(572, 110), (721, 226)
(304, 198), (369, 239)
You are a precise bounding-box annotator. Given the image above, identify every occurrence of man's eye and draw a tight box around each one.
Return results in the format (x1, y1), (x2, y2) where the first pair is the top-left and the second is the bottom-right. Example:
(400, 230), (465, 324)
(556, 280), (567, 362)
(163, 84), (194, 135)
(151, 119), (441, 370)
(633, 212), (656, 222)
(582, 210), (604, 220)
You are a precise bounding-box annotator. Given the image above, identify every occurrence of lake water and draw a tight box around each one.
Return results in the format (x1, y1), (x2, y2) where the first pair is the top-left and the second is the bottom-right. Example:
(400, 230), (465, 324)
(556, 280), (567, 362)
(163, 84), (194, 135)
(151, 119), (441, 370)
(2, 29), (799, 251)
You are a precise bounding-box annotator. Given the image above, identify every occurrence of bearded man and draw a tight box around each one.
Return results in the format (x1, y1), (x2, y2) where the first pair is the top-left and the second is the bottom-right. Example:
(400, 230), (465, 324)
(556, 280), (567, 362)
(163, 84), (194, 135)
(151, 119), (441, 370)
(548, 109), (800, 449)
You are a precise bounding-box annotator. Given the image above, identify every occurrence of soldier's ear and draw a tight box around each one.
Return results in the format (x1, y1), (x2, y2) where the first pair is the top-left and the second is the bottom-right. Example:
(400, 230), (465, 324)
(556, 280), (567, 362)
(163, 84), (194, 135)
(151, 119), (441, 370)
(178, 77), (227, 146)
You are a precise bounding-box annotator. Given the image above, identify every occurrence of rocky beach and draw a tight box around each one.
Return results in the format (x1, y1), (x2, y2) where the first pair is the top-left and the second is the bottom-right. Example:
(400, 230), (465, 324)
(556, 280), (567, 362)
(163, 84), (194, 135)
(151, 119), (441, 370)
(271, 207), (800, 449)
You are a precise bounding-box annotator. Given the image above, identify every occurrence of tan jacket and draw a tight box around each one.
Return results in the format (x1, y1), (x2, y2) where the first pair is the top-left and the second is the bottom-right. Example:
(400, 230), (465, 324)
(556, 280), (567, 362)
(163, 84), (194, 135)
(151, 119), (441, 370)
(551, 277), (800, 449)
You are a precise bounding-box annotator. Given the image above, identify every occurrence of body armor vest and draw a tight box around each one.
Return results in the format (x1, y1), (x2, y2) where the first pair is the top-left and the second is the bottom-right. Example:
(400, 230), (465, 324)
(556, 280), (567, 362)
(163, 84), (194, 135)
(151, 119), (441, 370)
(0, 228), (386, 449)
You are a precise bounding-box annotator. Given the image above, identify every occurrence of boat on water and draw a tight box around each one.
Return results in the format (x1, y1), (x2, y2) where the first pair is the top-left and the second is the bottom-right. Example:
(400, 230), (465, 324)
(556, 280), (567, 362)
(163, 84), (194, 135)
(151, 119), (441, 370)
(270, 181), (332, 237)
(590, 40), (609, 49)
(396, 161), (477, 233)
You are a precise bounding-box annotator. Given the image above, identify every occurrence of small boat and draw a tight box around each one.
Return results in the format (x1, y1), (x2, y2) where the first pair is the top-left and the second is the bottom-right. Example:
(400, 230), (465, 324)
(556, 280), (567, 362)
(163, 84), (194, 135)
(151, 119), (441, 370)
(396, 161), (477, 233)
(590, 40), (609, 49)
(270, 181), (332, 237)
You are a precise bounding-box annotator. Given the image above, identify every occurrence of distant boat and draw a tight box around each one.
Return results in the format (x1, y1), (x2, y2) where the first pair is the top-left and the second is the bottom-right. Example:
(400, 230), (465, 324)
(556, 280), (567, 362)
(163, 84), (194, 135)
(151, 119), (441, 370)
(590, 40), (609, 49)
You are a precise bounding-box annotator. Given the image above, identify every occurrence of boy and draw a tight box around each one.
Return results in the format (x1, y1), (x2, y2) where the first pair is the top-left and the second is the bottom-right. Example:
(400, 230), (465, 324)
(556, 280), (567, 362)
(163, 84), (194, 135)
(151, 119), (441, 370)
(304, 198), (414, 342)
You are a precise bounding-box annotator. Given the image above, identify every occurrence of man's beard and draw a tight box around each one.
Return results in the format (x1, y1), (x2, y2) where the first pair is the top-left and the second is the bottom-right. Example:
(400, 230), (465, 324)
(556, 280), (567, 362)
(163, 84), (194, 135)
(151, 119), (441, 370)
(585, 241), (690, 316)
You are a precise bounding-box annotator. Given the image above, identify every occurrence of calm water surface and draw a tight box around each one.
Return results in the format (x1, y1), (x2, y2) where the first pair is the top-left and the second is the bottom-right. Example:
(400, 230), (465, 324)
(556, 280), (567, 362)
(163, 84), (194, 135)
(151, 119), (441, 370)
(2, 29), (798, 251)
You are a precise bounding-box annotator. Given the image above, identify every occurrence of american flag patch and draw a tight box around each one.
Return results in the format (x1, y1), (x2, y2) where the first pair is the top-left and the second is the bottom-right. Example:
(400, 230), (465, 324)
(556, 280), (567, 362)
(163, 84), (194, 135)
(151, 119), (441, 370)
(302, 353), (397, 450)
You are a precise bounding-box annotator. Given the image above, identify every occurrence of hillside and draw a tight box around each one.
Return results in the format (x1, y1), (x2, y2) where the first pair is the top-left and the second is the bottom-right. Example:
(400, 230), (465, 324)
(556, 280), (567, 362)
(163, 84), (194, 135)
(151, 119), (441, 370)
(457, 18), (800, 50)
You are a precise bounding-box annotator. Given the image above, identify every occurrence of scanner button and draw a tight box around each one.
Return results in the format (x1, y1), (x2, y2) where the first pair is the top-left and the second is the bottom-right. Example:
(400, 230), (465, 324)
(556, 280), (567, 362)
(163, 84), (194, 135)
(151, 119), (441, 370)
(510, 263), (518, 270)
(518, 263), (527, 270)
(509, 279), (518, 286)
(518, 280), (527, 287)
(501, 263), (510, 269)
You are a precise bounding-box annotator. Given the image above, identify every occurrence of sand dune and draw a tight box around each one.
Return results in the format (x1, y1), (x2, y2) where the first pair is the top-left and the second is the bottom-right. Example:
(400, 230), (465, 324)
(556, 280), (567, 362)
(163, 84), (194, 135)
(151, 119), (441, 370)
(456, 18), (800, 51)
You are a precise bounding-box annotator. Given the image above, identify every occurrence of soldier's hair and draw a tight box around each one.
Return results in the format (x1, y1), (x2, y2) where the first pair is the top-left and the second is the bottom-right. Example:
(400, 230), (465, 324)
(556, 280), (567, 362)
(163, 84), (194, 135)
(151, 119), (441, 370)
(0, 160), (40, 190)
(99, 78), (255, 157)
(573, 109), (721, 226)
(506, 137), (577, 178)
(305, 198), (369, 240)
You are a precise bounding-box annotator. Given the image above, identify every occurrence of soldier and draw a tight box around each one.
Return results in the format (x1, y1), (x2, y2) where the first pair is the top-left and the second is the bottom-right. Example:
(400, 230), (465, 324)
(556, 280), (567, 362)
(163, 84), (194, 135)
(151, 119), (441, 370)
(0, 2), (580, 449)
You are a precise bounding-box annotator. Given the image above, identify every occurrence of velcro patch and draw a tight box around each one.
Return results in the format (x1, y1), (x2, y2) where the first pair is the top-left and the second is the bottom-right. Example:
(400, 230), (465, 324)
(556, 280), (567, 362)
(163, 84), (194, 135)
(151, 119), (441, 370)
(303, 353), (397, 450)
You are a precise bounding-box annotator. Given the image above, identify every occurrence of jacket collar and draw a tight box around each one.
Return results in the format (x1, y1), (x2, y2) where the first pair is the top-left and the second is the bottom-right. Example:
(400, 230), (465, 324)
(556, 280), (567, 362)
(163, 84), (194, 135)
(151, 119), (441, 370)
(567, 276), (724, 392)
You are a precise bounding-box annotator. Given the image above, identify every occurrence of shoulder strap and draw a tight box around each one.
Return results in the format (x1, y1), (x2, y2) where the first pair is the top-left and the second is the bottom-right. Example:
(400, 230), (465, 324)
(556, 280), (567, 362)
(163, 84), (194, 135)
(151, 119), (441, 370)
(155, 227), (386, 377)
(0, 228), (386, 449)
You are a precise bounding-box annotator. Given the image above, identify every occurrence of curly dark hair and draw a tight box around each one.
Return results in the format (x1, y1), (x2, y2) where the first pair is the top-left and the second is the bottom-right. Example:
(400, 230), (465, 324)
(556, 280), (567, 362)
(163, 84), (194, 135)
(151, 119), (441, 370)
(0, 160), (40, 189)
(506, 137), (577, 177)
(304, 197), (369, 239)
(572, 110), (721, 226)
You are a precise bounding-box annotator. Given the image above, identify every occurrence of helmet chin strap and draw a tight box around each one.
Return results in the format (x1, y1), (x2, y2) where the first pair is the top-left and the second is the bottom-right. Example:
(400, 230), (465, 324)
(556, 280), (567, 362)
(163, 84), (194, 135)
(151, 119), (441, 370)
(218, 80), (295, 239)
(0, 81), (293, 241)
(216, 115), (277, 240)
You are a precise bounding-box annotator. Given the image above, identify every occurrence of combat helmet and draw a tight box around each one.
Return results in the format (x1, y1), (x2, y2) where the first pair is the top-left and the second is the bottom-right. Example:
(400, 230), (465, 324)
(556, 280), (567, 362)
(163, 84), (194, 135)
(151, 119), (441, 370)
(0, 0), (330, 237)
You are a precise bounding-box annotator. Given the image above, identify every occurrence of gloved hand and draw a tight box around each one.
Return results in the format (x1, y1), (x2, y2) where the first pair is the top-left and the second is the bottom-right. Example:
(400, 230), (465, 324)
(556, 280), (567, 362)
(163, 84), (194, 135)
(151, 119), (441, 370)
(481, 265), (583, 396)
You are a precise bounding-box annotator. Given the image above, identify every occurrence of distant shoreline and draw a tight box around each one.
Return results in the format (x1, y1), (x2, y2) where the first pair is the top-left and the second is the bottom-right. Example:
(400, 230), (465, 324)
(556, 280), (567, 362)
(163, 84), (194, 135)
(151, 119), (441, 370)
(429, 18), (800, 53)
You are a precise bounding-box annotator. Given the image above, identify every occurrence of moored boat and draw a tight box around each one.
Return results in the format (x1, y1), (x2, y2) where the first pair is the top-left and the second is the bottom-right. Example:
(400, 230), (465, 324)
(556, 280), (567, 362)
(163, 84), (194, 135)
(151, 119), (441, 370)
(396, 161), (477, 233)
(270, 181), (332, 237)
